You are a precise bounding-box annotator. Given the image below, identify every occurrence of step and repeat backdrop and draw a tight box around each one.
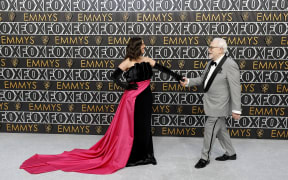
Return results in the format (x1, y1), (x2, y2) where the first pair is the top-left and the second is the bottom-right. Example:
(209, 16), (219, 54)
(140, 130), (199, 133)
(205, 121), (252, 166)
(0, 0), (288, 139)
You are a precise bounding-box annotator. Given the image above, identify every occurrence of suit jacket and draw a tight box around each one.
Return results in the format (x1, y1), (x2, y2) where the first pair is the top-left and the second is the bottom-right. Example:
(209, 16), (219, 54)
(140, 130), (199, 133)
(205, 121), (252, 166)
(188, 56), (241, 117)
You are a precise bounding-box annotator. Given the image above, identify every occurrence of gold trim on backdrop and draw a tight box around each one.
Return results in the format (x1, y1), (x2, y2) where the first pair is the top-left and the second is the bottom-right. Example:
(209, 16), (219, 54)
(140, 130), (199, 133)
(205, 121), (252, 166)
(261, 84), (269, 93)
(150, 82), (156, 91)
(96, 82), (103, 90)
(45, 125), (52, 133)
(68, 104), (75, 112)
(95, 126), (102, 134)
(178, 60), (185, 69)
(15, 102), (21, 111)
(66, 58), (73, 68)
(95, 36), (102, 45)
(65, 12), (73, 22)
(151, 127), (155, 135)
(11, 58), (19, 67)
(239, 60), (246, 70)
(205, 36), (213, 46)
(179, 12), (187, 22)
(43, 81), (51, 90)
(149, 36), (157, 46)
(8, 12), (15, 21)
(42, 36), (49, 45)
(265, 36), (273, 46)
(177, 105), (183, 114)
(256, 129), (264, 138)
(122, 12), (129, 22)
(241, 12), (249, 21)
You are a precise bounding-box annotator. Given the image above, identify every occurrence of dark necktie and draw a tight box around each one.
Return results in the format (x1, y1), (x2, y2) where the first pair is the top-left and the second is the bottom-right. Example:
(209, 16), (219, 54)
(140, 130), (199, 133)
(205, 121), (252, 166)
(211, 61), (217, 66)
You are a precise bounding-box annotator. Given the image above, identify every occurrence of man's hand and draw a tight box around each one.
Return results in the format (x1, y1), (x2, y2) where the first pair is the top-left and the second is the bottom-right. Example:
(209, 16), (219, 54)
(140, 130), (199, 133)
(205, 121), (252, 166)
(232, 113), (240, 120)
(180, 77), (188, 87)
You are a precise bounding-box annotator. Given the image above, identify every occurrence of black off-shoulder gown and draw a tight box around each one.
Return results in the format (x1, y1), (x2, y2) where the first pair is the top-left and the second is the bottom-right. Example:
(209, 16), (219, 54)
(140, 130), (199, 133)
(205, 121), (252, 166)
(124, 62), (157, 166)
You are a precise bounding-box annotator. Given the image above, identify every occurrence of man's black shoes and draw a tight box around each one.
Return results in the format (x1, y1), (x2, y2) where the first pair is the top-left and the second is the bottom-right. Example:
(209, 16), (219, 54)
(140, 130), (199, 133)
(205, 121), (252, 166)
(195, 154), (236, 168)
(215, 154), (237, 161)
(195, 159), (210, 169)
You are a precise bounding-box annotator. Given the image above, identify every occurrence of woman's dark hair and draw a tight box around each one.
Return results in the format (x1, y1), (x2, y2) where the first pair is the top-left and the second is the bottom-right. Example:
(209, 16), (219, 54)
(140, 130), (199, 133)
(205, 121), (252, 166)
(125, 37), (143, 60)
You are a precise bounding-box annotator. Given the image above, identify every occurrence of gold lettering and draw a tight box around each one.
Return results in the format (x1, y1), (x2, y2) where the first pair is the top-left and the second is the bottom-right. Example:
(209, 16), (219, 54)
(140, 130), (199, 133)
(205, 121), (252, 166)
(0, 102), (9, 110)
(252, 61), (288, 70)
(28, 103), (62, 112)
(241, 84), (255, 93)
(257, 12), (288, 22)
(152, 105), (170, 113)
(57, 82), (90, 90)
(80, 59), (115, 68)
(1, 36), (35, 45)
(281, 37), (288, 46)
(229, 129), (239, 136)
(195, 13), (233, 22)
(191, 106), (204, 114)
(55, 36), (89, 45)
(162, 127), (196, 136)
(163, 36), (199, 45)
(249, 107), (285, 116)
(229, 129), (251, 137)
(23, 13), (58, 21)
(271, 130), (288, 138)
(155, 60), (172, 68)
(276, 84), (288, 93)
(82, 104), (115, 113)
(1, 59), (6, 67)
(162, 83), (197, 92)
(26, 59), (60, 68)
(108, 36), (130, 45)
(6, 124), (38, 132)
(58, 125), (90, 134)
(137, 13), (173, 22)
(108, 82), (125, 91)
(194, 60), (208, 69)
(190, 128), (196, 136)
(4, 81), (37, 89)
(222, 36), (258, 46)
(78, 13), (112, 22)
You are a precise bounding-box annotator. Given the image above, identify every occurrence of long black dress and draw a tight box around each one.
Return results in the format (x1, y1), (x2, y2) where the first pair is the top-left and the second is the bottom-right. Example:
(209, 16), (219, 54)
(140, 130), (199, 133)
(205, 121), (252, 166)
(124, 62), (157, 166)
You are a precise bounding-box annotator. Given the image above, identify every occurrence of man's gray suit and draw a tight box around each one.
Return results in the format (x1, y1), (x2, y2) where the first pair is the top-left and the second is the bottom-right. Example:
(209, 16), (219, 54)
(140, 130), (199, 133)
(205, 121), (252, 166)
(188, 56), (241, 161)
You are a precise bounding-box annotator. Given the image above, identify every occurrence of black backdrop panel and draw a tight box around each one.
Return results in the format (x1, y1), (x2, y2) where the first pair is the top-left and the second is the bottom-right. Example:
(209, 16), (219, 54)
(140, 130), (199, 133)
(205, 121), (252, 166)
(0, 0), (288, 139)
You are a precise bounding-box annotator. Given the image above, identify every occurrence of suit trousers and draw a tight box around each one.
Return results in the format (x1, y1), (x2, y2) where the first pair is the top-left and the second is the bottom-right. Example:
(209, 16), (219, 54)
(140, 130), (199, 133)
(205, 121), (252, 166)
(201, 116), (236, 161)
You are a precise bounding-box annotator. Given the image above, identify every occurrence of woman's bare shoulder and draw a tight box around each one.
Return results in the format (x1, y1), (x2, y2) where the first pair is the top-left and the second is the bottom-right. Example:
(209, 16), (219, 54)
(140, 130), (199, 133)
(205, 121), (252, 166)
(118, 58), (132, 71)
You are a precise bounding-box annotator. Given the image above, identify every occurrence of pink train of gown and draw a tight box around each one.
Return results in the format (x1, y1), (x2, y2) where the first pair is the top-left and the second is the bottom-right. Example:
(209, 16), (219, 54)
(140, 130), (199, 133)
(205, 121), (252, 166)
(20, 80), (150, 174)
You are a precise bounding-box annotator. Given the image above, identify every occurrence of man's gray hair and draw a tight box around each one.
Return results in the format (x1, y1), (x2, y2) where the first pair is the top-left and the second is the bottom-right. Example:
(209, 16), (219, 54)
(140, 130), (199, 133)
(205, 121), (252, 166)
(213, 37), (228, 53)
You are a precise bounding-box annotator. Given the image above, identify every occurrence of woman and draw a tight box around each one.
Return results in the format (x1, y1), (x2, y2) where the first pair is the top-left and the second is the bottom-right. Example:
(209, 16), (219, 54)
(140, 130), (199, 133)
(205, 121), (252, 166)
(20, 37), (183, 174)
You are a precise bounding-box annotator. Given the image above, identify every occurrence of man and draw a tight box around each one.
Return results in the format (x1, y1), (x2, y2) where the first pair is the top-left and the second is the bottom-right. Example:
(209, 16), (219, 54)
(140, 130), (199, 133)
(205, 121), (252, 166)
(180, 37), (241, 169)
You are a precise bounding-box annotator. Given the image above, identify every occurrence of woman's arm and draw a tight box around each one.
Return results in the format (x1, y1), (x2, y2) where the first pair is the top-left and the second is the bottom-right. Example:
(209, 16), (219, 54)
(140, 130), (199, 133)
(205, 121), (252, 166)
(144, 57), (183, 81)
(110, 59), (138, 90)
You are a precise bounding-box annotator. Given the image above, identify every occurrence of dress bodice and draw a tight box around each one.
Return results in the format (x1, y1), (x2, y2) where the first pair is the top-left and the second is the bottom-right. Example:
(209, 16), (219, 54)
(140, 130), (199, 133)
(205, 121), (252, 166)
(124, 62), (153, 83)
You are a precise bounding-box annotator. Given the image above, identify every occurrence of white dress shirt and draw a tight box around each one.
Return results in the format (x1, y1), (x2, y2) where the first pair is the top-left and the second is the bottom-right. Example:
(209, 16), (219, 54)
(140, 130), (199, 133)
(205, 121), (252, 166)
(203, 55), (224, 89)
